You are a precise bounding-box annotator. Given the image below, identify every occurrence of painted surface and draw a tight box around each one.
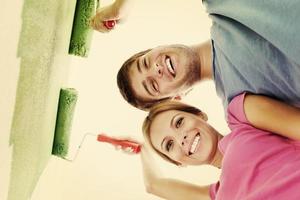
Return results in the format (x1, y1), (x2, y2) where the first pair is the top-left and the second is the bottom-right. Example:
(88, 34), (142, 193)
(1, 0), (227, 199)
(7, 0), (76, 199)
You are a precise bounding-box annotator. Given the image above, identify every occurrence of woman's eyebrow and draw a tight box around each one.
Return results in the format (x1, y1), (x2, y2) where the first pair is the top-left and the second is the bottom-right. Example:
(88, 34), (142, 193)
(170, 113), (180, 128)
(160, 114), (180, 150)
(161, 138), (167, 150)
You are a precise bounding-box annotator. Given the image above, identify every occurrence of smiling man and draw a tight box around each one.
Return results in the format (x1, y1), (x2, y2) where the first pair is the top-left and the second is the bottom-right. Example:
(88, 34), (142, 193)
(92, 0), (300, 110)
(117, 42), (212, 110)
(130, 44), (207, 101)
(117, 37), (300, 111)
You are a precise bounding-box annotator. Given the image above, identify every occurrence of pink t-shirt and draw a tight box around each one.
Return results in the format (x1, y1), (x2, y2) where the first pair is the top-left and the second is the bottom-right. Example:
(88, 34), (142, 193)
(210, 93), (300, 200)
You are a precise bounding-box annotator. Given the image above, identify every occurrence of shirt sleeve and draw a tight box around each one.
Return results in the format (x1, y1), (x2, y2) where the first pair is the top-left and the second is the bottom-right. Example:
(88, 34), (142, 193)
(209, 182), (220, 200)
(226, 93), (251, 129)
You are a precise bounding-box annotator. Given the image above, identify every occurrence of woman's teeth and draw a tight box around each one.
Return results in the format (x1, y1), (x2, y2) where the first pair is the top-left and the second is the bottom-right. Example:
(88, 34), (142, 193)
(189, 134), (200, 154)
(166, 57), (175, 77)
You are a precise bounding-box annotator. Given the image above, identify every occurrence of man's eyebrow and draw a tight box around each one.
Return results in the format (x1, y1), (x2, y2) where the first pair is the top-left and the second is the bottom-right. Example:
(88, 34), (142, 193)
(142, 80), (153, 97)
(137, 58), (142, 73)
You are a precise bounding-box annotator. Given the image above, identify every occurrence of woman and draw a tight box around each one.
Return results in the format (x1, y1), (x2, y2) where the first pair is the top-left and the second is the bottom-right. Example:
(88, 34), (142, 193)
(140, 93), (300, 200)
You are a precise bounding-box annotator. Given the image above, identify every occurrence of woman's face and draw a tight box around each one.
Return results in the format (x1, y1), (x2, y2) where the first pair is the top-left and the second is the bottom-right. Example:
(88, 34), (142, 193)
(149, 110), (220, 166)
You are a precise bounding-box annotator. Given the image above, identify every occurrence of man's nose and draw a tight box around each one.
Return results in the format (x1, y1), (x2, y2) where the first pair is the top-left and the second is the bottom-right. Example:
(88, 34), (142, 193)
(154, 63), (163, 78)
(148, 63), (163, 80)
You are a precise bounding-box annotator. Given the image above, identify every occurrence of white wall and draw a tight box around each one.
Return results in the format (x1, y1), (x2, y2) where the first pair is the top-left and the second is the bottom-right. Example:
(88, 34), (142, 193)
(2, 0), (230, 199)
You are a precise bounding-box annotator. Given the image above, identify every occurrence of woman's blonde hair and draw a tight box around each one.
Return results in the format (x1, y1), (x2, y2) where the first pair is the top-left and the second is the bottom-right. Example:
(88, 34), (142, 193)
(142, 100), (205, 166)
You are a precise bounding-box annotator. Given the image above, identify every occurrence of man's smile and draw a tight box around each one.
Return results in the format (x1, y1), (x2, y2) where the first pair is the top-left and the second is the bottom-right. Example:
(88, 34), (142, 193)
(165, 56), (176, 78)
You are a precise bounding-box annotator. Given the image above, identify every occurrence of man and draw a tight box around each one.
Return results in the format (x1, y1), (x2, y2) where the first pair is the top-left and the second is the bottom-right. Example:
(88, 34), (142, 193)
(92, 0), (300, 110)
(117, 42), (212, 110)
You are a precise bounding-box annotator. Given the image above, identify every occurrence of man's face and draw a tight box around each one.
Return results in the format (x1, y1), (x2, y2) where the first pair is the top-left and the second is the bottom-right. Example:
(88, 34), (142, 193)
(129, 45), (200, 102)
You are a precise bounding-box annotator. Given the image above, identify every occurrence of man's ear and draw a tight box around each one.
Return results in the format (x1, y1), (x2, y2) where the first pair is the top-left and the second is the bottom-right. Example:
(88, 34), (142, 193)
(173, 88), (193, 101)
(177, 163), (187, 167)
(173, 95), (182, 100)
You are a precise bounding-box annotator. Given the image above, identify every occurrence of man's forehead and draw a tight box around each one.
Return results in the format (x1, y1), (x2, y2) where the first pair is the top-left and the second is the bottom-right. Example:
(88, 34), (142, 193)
(128, 59), (147, 96)
(129, 60), (159, 103)
(130, 54), (142, 70)
(129, 57), (141, 76)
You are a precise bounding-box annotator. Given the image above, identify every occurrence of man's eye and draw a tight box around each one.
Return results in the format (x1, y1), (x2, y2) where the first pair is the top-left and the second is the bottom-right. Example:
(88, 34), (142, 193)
(166, 140), (174, 151)
(175, 117), (184, 128)
(152, 80), (158, 92)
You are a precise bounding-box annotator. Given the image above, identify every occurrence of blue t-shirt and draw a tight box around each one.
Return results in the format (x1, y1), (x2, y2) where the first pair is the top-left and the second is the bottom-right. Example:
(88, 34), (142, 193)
(203, 0), (300, 109)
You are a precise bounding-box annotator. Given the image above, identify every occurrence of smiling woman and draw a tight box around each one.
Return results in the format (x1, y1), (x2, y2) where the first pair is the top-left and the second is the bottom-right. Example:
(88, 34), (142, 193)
(140, 93), (300, 200)
(143, 100), (221, 167)
(149, 109), (220, 166)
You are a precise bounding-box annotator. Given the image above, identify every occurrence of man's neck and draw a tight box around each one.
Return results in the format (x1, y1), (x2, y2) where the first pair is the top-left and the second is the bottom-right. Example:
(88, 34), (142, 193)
(191, 40), (213, 80)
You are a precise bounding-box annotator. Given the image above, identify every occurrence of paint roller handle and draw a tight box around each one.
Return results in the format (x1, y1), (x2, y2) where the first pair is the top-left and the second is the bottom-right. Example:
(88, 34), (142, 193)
(97, 134), (141, 154)
(103, 20), (116, 29)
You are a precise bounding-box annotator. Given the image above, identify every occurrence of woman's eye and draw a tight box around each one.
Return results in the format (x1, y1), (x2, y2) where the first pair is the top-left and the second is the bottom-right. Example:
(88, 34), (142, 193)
(166, 140), (174, 151)
(175, 117), (184, 128)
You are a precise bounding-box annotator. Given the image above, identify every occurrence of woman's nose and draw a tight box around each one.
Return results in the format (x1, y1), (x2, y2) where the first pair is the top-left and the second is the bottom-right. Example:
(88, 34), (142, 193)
(179, 135), (191, 155)
(181, 135), (188, 146)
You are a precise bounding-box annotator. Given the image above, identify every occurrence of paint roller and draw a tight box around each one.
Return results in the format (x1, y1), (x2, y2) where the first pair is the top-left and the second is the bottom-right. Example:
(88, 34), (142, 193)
(52, 88), (141, 161)
(68, 0), (116, 57)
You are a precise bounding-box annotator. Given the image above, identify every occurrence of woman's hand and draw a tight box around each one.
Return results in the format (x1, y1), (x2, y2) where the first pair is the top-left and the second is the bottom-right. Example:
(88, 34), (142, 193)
(105, 134), (141, 155)
(140, 142), (210, 200)
(140, 142), (162, 189)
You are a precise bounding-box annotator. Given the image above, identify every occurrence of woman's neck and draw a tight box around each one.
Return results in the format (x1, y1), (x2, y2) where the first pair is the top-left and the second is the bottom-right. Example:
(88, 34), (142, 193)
(210, 134), (223, 169)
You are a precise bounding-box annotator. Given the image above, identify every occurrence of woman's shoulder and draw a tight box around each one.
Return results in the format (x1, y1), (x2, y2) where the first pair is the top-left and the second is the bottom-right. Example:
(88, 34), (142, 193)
(226, 92), (249, 127)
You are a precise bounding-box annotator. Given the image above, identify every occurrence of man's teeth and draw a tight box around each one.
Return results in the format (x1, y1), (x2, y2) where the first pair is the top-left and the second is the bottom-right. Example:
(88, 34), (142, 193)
(190, 134), (200, 154)
(166, 57), (175, 76)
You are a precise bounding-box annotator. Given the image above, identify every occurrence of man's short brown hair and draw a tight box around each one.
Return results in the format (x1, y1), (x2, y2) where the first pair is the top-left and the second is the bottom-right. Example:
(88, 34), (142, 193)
(117, 49), (171, 110)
